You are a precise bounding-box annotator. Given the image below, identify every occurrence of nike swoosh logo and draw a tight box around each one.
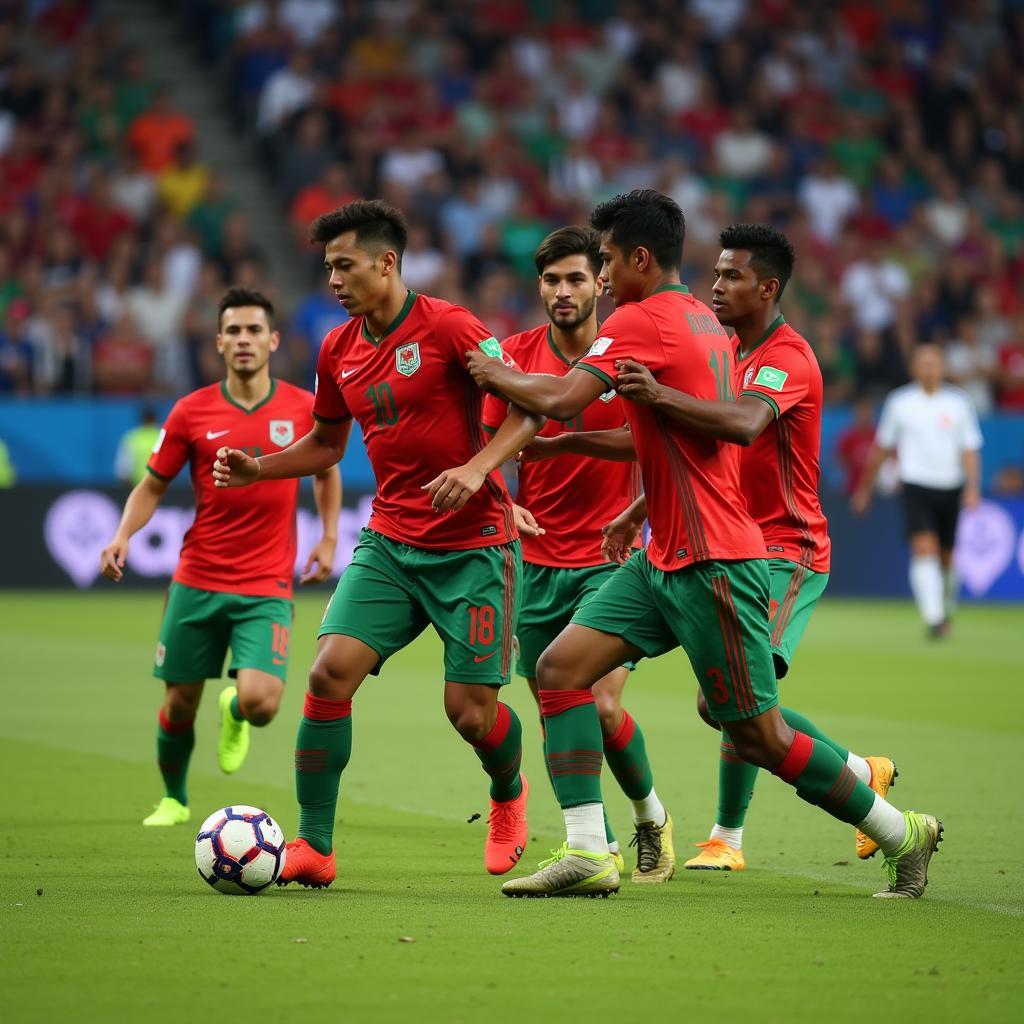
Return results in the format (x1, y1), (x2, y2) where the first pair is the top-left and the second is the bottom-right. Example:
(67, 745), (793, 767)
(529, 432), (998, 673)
(272, 657), (287, 665)
(473, 651), (497, 663)
(206, 430), (230, 440)
(341, 368), (360, 379)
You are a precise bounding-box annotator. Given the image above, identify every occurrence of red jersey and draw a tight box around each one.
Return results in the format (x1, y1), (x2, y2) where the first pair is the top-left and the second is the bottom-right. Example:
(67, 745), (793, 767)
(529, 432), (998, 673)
(147, 379), (313, 598)
(481, 324), (642, 568)
(577, 285), (766, 571)
(734, 317), (831, 573)
(314, 291), (516, 550)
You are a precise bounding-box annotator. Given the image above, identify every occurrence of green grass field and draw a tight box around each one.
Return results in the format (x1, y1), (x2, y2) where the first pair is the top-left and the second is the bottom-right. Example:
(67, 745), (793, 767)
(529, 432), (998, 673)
(1, 592), (1021, 1023)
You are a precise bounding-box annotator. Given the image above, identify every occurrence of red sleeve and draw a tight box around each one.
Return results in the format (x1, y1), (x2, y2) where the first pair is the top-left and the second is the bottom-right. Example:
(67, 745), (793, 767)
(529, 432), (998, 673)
(147, 399), (191, 481)
(575, 304), (661, 390)
(312, 336), (351, 423)
(439, 306), (516, 366)
(740, 344), (811, 418)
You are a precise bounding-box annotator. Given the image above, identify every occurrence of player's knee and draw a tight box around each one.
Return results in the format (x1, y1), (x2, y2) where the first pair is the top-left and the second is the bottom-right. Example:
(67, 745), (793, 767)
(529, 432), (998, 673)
(695, 691), (719, 730)
(446, 703), (491, 743)
(307, 657), (354, 700)
(166, 686), (200, 720)
(238, 692), (279, 727)
(594, 691), (621, 737)
(535, 647), (580, 691)
(728, 721), (791, 770)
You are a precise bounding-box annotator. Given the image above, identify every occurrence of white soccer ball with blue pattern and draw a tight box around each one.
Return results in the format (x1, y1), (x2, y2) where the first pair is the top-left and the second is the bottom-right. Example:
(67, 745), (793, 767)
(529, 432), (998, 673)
(194, 805), (287, 895)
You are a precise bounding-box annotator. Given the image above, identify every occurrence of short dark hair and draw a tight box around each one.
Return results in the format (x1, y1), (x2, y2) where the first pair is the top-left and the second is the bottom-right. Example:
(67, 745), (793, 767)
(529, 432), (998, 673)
(534, 225), (602, 277)
(310, 198), (408, 258)
(218, 287), (275, 329)
(719, 223), (796, 297)
(590, 189), (685, 271)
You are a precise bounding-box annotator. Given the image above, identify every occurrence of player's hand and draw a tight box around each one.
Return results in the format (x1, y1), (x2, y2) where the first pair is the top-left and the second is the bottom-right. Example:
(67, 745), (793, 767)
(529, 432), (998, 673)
(520, 435), (562, 462)
(423, 464), (486, 513)
(850, 488), (871, 516)
(99, 537), (129, 582)
(213, 446), (260, 488)
(963, 485), (981, 510)
(512, 503), (545, 538)
(465, 349), (502, 391)
(300, 535), (337, 584)
(601, 512), (643, 565)
(615, 359), (662, 404)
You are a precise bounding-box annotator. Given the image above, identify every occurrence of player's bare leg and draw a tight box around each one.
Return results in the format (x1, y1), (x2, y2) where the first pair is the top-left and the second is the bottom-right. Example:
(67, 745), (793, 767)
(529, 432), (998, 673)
(278, 634), (378, 888)
(444, 682), (528, 875)
(503, 625), (639, 897)
(217, 669), (285, 774)
(144, 681), (203, 826)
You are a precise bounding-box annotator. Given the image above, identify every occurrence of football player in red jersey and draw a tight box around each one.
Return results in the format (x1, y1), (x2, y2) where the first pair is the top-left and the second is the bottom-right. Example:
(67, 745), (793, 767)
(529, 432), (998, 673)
(213, 200), (543, 888)
(482, 225), (674, 883)
(466, 192), (941, 900)
(100, 288), (340, 827)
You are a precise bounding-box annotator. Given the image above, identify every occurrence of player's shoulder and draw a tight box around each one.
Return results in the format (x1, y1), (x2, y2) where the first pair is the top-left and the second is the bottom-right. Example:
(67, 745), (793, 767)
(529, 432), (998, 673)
(499, 323), (549, 361)
(766, 323), (819, 368)
(939, 383), (976, 408)
(319, 316), (360, 356)
(175, 382), (222, 413)
(884, 382), (920, 409)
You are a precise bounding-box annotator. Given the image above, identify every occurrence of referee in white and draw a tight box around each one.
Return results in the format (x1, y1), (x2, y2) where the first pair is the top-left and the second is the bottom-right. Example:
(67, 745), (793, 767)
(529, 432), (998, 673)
(852, 344), (982, 637)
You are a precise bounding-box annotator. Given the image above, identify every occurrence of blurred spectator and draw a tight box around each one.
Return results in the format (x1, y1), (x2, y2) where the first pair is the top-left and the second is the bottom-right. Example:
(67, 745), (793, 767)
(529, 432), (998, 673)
(289, 162), (355, 242)
(257, 48), (316, 136)
(93, 312), (153, 395)
(0, 300), (34, 394)
(400, 224), (445, 293)
(946, 317), (997, 415)
(799, 156), (859, 244)
(841, 238), (911, 332)
(126, 86), (195, 173)
(996, 317), (1024, 411)
(115, 406), (162, 485)
(836, 395), (878, 496)
(156, 142), (209, 220)
(126, 258), (188, 392)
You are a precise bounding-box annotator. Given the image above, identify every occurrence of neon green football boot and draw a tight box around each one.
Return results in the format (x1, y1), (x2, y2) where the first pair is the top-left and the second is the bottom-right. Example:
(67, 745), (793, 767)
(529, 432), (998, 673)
(142, 797), (190, 827)
(218, 685), (250, 774)
(874, 812), (943, 899)
(501, 843), (620, 898)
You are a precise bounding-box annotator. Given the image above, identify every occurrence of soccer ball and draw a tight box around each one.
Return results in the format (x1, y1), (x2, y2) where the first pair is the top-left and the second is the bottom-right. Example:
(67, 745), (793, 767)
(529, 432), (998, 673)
(194, 805), (287, 895)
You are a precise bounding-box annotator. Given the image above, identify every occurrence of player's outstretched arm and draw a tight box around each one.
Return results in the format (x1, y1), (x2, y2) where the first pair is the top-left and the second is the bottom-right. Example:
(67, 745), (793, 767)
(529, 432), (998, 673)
(301, 464), (341, 584)
(525, 425), (637, 463)
(466, 352), (605, 421)
(213, 419), (352, 487)
(99, 472), (170, 582)
(601, 494), (648, 564)
(615, 359), (773, 445)
(424, 405), (544, 514)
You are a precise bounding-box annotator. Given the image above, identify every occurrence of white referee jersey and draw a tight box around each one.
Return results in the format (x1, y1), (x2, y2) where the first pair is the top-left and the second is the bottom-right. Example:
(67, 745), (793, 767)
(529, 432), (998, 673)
(875, 383), (983, 489)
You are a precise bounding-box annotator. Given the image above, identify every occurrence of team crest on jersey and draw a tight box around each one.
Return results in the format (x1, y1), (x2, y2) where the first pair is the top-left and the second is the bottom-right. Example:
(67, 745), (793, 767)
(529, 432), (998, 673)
(599, 390), (616, 403)
(396, 342), (421, 377)
(270, 419), (294, 446)
(744, 368), (755, 389)
(154, 642), (166, 667)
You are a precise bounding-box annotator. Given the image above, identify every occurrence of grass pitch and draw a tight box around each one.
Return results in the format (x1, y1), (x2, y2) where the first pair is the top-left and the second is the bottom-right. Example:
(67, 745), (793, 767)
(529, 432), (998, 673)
(1, 591), (1021, 1023)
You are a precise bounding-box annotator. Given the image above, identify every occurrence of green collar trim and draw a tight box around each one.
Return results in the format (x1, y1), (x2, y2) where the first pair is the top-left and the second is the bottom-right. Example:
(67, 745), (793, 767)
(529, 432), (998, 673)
(738, 313), (785, 361)
(361, 290), (417, 347)
(220, 377), (276, 414)
(652, 283), (690, 295)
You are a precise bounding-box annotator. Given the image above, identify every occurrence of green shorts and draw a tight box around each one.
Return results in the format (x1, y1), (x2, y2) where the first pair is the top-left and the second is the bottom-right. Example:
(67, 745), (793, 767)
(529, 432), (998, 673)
(768, 558), (829, 679)
(516, 561), (621, 678)
(154, 582), (294, 683)
(571, 551), (778, 723)
(320, 528), (522, 685)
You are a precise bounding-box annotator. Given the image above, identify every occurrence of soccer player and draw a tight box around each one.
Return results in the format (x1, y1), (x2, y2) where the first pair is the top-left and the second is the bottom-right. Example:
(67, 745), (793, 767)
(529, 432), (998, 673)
(212, 199), (542, 888)
(481, 225), (674, 883)
(466, 190), (943, 899)
(607, 223), (895, 868)
(99, 287), (341, 827)
(851, 345), (982, 638)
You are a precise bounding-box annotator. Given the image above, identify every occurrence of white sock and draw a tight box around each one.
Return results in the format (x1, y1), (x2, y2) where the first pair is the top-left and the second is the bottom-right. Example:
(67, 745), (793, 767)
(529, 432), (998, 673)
(709, 824), (743, 850)
(855, 794), (908, 855)
(608, 840), (620, 855)
(943, 566), (959, 617)
(564, 803), (608, 854)
(846, 752), (871, 784)
(631, 788), (666, 826)
(909, 555), (945, 626)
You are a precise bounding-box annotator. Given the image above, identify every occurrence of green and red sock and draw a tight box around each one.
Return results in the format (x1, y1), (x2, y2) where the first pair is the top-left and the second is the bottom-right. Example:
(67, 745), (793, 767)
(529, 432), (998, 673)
(539, 689), (604, 808)
(157, 708), (194, 805)
(295, 693), (352, 855)
(603, 710), (653, 801)
(772, 729), (875, 825)
(473, 702), (523, 802)
(716, 736), (758, 829)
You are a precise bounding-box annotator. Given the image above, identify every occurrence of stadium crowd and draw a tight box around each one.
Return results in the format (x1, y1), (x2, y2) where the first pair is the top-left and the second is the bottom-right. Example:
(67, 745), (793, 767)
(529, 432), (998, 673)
(2, 0), (1023, 416)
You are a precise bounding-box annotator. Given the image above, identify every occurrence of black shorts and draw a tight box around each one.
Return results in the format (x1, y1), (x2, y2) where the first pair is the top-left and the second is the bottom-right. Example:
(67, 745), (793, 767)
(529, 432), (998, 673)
(900, 483), (963, 549)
